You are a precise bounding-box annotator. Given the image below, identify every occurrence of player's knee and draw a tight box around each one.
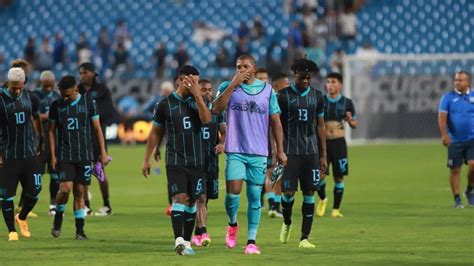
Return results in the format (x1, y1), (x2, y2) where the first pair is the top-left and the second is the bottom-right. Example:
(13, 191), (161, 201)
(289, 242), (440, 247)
(196, 194), (206, 204)
(172, 193), (188, 204)
(334, 176), (344, 183)
(450, 167), (461, 176)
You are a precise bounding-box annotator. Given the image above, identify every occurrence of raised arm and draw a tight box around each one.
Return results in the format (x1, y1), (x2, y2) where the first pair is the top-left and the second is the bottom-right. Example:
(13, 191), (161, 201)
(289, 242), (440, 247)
(213, 72), (246, 114)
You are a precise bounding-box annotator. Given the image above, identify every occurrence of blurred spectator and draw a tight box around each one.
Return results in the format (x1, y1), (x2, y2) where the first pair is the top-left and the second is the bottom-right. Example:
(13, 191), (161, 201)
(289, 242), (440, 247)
(192, 21), (228, 45)
(97, 26), (112, 76)
(324, 9), (338, 41)
(53, 32), (66, 64)
(297, 0), (318, 11)
(237, 22), (250, 41)
(306, 40), (326, 67)
(117, 89), (140, 119)
(114, 18), (132, 50)
(355, 42), (379, 71)
(233, 38), (250, 64)
(173, 42), (189, 72)
(76, 32), (92, 65)
(301, 4), (316, 45)
(0, 53), (5, 84)
(330, 48), (345, 74)
(143, 80), (174, 120)
(338, 7), (357, 40)
(288, 21), (305, 67)
(216, 47), (230, 67)
(155, 42), (167, 78)
(250, 17), (265, 41)
(24, 37), (36, 67)
(112, 41), (130, 73)
(256, 68), (269, 82)
(36, 36), (53, 71)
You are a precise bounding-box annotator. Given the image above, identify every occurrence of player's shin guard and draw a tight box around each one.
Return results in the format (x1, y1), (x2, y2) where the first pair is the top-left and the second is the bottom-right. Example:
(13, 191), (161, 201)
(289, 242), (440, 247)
(247, 185), (262, 244)
(54, 204), (66, 230)
(50, 174), (60, 204)
(183, 204), (197, 241)
(18, 194), (39, 220)
(2, 198), (16, 232)
(333, 182), (345, 209)
(171, 203), (185, 239)
(317, 180), (326, 200)
(74, 208), (86, 234)
(301, 195), (315, 240)
(281, 194), (295, 225)
(225, 193), (240, 225)
(266, 192), (275, 210)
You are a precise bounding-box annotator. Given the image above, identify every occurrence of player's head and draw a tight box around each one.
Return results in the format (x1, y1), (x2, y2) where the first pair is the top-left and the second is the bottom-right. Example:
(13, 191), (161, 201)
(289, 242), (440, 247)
(78, 62), (96, 85)
(10, 58), (30, 82)
(291, 58), (319, 90)
(58, 75), (79, 103)
(454, 71), (470, 91)
(272, 73), (290, 92)
(326, 72), (343, 95)
(199, 79), (213, 102)
(236, 54), (257, 84)
(40, 70), (56, 93)
(160, 81), (174, 97)
(177, 65), (200, 94)
(7, 67), (26, 98)
(256, 68), (269, 82)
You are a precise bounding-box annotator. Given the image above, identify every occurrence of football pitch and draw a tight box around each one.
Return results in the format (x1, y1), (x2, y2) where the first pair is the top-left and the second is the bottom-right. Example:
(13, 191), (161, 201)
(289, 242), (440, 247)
(0, 143), (472, 265)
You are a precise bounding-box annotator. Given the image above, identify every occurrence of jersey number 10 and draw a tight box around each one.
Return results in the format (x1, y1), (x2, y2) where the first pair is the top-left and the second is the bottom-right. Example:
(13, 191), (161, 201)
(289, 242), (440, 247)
(14, 112), (25, 124)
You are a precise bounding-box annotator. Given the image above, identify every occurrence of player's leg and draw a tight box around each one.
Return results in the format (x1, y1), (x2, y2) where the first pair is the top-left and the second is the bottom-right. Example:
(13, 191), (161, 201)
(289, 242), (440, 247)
(193, 193), (206, 247)
(52, 162), (74, 237)
(265, 161), (277, 217)
(94, 169), (112, 216)
(298, 155), (319, 248)
(463, 141), (474, 206)
(84, 185), (92, 215)
(48, 160), (60, 216)
(182, 168), (205, 255)
(16, 158), (42, 238)
(331, 138), (348, 217)
(280, 155), (299, 244)
(73, 182), (87, 240)
(316, 140), (331, 217)
(273, 178), (283, 217)
(448, 142), (464, 208)
(0, 160), (21, 240)
(225, 154), (246, 249)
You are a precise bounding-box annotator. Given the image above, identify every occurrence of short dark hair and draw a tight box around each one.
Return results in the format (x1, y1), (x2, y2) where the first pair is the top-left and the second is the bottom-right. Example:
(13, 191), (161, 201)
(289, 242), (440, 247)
(327, 72), (343, 83)
(199, 79), (211, 85)
(456, 71), (471, 81)
(272, 73), (288, 82)
(256, 68), (268, 74)
(290, 58), (319, 75)
(177, 65), (200, 76)
(58, 75), (77, 90)
(79, 62), (96, 73)
(236, 54), (256, 66)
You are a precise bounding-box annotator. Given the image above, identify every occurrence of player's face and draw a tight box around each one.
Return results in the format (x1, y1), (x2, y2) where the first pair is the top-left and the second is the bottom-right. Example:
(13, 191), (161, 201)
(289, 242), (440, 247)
(295, 73), (311, 90)
(200, 82), (213, 102)
(454, 73), (469, 91)
(273, 77), (290, 92)
(326, 78), (342, 95)
(7, 80), (25, 98)
(179, 74), (199, 94)
(40, 79), (55, 93)
(236, 59), (256, 82)
(79, 68), (95, 85)
(60, 87), (79, 103)
(256, 72), (269, 82)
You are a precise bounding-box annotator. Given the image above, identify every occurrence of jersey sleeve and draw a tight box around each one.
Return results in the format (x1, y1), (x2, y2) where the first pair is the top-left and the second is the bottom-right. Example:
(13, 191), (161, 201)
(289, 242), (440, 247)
(152, 99), (167, 126)
(269, 89), (281, 115)
(346, 99), (357, 119)
(88, 97), (100, 121)
(49, 100), (59, 122)
(29, 91), (40, 116)
(316, 91), (324, 117)
(438, 93), (450, 113)
(216, 81), (231, 98)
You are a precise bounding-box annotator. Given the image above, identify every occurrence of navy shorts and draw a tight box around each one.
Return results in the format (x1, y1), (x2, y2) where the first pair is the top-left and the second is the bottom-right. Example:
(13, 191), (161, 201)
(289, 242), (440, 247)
(447, 139), (474, 168)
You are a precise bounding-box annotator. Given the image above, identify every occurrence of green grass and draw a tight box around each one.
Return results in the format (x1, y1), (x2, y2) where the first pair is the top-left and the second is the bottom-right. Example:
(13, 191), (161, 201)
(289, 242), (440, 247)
(1, 144), (473, 265)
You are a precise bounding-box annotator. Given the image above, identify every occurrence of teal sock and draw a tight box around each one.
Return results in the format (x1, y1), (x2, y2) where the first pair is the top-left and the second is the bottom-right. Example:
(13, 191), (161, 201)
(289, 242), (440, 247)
(183, 204), (197, 241)
(247, 185), (262, 241)
(225, 193), (240, 225)
(74, 208), (86, 234)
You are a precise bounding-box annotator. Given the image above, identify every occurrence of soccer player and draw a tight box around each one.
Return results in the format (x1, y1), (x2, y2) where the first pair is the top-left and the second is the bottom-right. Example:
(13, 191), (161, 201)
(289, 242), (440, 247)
(142, 65), (211, 255)
(213, 54), (287, 255)
(438, 71), (474, 208)
(33, 71), (61, 216)
(0, 67), (43, 241)
(191, 79), (226, 247)
(266, 73), (291, 218)
(316, 72), (357, 218)
(277, 59), (327, 248)
(256, 68), (269, 82)
(49, 75), (108, 240)
(78, 62), (115, 216)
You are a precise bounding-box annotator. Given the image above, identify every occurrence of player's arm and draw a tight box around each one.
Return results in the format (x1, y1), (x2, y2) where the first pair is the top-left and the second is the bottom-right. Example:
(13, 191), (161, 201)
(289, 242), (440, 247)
(31, 94), (44, 155)
(153, 127), (166, 162)
(270, 114), (287, 166)
(213, 72), (247, 114)
(438, 94), (451, 147)
(185, 76), (211, 124)
(92, 117), (108, 165)
(345, 100), (358, 129)
(143, 124), (165, 177)
(215, 123), (226, 154)
(317, 116), (328, 173)
(49, 121), (57, 170)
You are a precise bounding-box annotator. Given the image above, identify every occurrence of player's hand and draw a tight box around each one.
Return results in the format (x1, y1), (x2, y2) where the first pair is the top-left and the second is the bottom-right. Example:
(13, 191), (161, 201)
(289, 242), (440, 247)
(153, 148), (161, 162)
(51, 156), (57, 171)
(344, 112), (353, 122)
(36, 139), (44, 156)
(277, 151), (288, 166)
(214, 143), (225, 154)
(319, 155), (328, 174)
(184, 76), (201, 98)
(101, 153), (109, 166)
(441, 135), (451, 147)
(320, 171), (327, 181)
(230, 71), (249, 86)
(142, 161), (151, 178)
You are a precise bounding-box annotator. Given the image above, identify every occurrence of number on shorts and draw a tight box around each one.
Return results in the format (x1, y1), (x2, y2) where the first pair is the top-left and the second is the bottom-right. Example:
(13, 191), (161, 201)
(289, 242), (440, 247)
(33, 174), (42, 186)
(196, 178), (203, 193)
(84, 165), (92, 177)
(312, 169), (320, 185)
(201, 127), (210, 139)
